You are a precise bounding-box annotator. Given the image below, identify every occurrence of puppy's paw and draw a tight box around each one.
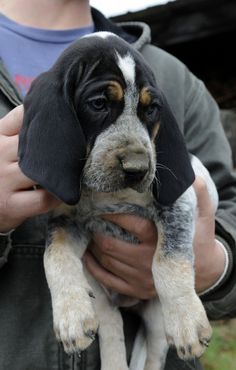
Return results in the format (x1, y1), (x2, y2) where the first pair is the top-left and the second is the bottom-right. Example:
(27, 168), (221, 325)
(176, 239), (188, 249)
(102, 362), (129, 370)
(52, 288), (99, 354)
(164, 294), (212, 360)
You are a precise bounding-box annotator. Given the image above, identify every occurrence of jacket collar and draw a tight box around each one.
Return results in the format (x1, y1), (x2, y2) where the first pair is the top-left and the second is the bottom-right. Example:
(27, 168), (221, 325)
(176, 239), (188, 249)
(91, 7), (151, 50)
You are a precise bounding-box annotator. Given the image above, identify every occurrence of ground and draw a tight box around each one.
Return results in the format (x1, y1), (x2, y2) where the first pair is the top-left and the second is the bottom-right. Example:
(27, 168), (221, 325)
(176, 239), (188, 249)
(201, 319), (236, 370)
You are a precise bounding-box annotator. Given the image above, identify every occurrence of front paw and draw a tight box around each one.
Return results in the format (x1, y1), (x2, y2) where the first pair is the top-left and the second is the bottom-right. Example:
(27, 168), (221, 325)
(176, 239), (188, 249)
(164, 294), (212, 360)
(52, 288), (99, 354)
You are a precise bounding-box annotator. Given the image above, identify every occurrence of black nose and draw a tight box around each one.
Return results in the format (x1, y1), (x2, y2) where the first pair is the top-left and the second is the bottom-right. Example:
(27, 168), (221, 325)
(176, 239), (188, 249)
(124, 168), (148, 182)
(119, 153), (149, 183)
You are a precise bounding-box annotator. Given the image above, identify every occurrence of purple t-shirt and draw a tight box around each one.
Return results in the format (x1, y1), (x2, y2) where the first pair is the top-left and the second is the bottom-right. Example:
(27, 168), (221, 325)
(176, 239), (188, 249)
(0, 13), (94, 96)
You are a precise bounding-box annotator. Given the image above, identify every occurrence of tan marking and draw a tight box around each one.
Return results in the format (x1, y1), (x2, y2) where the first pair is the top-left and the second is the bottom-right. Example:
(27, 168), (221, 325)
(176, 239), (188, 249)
(154, 236), (195, 287)
(51, 228), (68, 246)
(53, 203), (76, 217)
(152, 121), (161, 141)
(157, 258), (193, 276)
(107, 81), (124, 101)
(139, 86), (152, 106)
(86, 143), (91, 157)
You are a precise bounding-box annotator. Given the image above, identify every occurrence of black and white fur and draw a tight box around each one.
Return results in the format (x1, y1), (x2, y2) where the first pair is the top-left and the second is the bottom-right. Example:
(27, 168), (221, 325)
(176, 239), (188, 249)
(20, 32), (217, 370)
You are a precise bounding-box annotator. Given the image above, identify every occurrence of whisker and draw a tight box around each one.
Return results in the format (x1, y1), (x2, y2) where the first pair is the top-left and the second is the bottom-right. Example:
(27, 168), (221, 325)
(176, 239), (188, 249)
(78, 156), (89, 161)
(151, 175), (161, 199)
(153, 174), (160, 187)
(156, 163), (178, 180)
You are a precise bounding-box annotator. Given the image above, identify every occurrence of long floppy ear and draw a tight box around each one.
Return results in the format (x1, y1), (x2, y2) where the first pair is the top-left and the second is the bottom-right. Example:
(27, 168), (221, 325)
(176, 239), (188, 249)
(18, 70), (86, 205)
(153, 93), (195, 205)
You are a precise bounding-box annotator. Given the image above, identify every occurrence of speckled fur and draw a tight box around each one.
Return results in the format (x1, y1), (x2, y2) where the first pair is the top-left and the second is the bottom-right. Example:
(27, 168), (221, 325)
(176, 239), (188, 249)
(43, 33), (217, 370)
(45, 155), (216, 370)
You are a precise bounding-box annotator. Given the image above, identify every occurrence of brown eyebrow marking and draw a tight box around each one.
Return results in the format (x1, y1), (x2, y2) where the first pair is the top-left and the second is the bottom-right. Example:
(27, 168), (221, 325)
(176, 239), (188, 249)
(152, 121), (161, 141)
(139, 86), (152, 106)
(107, 81), (124, 101)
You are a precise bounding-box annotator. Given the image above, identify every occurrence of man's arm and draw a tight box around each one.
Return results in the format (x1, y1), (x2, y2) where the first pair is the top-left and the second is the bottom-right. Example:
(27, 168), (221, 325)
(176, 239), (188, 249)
(182, 71), (236, 318)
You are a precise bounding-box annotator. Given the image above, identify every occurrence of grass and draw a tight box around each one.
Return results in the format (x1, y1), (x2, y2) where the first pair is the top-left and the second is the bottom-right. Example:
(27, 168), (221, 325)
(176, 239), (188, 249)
(201, 319), (236, 370)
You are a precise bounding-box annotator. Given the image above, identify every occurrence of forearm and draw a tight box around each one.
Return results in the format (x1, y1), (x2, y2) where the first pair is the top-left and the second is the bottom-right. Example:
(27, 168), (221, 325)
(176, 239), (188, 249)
(195, 239), (227, 295)
(184, 73), (236, 318)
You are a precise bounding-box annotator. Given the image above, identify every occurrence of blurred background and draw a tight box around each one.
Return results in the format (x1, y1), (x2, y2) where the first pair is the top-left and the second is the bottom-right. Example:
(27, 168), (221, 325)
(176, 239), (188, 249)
(91, 1), (236, 369)
(90, 0), (174, 16)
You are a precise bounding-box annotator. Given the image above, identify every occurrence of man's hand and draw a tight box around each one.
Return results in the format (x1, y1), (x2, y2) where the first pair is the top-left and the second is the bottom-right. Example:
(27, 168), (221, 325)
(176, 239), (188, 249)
(0, 105), (60, 233)
(84, 214), (157, 299)
(84, 177), (226, 300)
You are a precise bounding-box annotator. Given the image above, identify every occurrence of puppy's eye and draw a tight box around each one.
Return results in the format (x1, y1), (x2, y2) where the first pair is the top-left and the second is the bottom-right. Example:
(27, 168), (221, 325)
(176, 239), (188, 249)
(88, 97), (108, 112)
(145, 104), (160, 120)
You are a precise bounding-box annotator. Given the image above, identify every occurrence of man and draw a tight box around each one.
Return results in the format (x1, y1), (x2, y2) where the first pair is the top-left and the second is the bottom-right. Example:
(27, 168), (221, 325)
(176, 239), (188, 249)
(0, 1), (235, 369)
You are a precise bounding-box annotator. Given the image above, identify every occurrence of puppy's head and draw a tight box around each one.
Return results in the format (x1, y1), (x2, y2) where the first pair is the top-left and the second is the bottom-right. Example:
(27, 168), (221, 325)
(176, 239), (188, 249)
(19, 32), (194, 205)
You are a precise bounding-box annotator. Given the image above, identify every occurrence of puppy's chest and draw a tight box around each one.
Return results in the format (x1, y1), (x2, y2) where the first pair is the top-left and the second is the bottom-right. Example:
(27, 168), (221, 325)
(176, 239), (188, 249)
(77, 188), (154, 217)
(76, 188), (158, 240)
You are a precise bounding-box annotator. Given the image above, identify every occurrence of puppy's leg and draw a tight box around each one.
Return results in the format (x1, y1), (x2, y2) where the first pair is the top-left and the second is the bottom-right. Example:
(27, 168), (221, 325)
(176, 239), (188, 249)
(153, 190), (212, 360)
(141, 299), (168, 370)
(86, 273), (129, 370)
(44, 210), (98, 354)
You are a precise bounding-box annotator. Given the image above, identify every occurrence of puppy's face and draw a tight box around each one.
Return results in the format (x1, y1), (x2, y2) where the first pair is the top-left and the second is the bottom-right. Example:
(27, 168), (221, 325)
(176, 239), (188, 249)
(20, 31), (194, 206)
(73, 34), (162, 193)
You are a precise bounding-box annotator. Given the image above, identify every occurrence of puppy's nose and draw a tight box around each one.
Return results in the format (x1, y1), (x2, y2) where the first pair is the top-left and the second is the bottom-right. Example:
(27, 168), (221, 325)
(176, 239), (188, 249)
(120, 153), (149, 182)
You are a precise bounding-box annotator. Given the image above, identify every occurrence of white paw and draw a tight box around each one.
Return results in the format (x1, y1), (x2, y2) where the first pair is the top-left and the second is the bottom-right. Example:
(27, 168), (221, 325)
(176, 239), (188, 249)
(52, 288), (99, 354)
(163, 294), (212, 360)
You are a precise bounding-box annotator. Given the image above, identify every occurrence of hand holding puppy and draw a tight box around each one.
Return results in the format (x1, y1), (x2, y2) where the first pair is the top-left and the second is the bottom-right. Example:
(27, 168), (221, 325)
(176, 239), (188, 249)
(85, 177), (226, 298)
(0, 106), (60, 233)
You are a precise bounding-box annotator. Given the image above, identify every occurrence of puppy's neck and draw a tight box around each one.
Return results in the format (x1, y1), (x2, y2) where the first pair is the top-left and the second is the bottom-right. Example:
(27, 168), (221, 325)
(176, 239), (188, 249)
(80, 187), (153, 209)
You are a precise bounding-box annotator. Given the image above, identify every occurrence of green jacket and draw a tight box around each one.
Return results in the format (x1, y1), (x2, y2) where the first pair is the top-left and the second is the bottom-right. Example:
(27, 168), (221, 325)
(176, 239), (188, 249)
(0, 8), (236, 370)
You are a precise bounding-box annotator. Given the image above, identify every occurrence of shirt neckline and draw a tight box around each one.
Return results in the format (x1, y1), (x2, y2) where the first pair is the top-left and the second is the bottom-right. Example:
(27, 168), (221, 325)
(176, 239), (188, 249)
(0, 13), (94, 43)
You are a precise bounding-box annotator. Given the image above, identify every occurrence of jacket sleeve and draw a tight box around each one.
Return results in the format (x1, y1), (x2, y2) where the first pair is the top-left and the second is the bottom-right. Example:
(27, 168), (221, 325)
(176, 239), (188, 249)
(183, 70), (236, 319)
(141, 43), (236, 319)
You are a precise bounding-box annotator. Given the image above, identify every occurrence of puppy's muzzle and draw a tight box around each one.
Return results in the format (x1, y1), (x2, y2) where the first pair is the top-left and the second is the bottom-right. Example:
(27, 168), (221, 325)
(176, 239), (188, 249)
(119, 152), (149, 184)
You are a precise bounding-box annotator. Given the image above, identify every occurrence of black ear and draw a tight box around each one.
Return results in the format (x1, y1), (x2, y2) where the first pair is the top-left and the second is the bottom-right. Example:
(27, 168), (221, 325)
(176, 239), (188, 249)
(153, 93), (195, 205)
(18, 70), (86, 205)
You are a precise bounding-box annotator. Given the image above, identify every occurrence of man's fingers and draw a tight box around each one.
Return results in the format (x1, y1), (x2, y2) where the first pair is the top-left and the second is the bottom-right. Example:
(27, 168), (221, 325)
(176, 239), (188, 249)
(0, 105), (24, 136)
(6, 162), (36, 189)
(193, 177), (214, 217)
(101, 213), (157, 243)
(90, 233), (154, 267)
(0, 135), (19, 162)
(10, 188), (60, 219)
(89, 241), (138, 281)
(83, 251), (136, 297)
(84, 251), (155, 299)
(89, 242), (155, 292)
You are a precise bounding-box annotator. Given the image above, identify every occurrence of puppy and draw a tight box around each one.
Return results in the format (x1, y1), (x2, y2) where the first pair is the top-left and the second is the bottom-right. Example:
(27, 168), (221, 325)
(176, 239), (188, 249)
(19, 32), (216, 370)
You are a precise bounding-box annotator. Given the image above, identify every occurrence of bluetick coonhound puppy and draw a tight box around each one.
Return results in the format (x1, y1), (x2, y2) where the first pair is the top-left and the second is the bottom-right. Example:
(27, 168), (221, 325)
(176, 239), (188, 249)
(19, 32), (217, 370)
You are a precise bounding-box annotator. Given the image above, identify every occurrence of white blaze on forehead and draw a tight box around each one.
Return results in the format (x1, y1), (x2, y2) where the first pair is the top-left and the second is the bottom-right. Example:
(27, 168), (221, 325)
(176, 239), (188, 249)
(82, 31), (117, 39)
(92, 31), (117, 39)
(116, 52), (136, 85)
